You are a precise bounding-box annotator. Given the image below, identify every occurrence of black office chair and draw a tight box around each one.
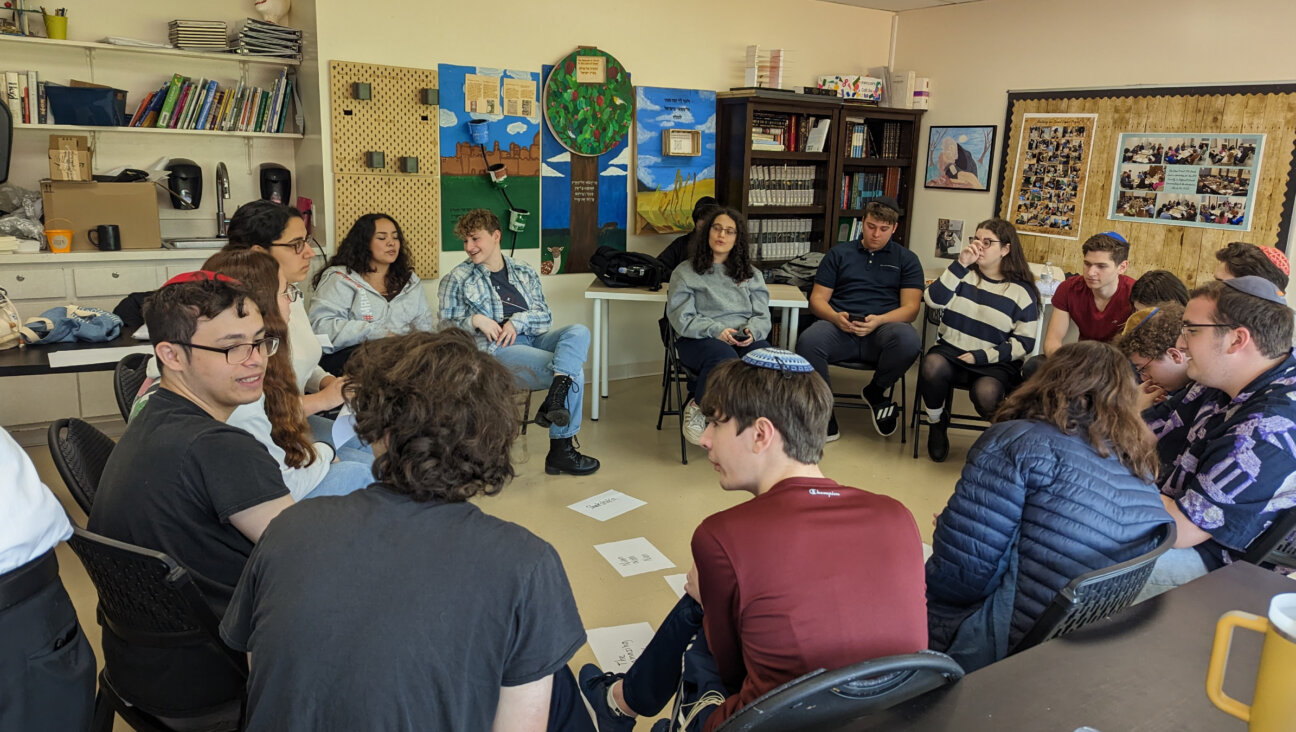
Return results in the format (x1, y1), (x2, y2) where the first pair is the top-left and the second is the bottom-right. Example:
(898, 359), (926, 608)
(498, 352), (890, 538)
(1011, 522), (1177, 655)
(910, 304), (991, 458)
(831, 364), (908, 445)
(1242, 507), (1296, 571)
(47, 418), (115, 515)
(66, 526), (246, 732)
(657, 317), (698, 464)
(114, 352), (152, 421)
(664, 651), (963, 732)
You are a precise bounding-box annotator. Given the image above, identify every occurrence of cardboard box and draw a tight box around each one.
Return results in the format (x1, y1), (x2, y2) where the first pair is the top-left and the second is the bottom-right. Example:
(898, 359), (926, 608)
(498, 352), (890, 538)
(48, 135), (91, 181)
(40, 180), (163, 251)
(817, 75), (883, 103)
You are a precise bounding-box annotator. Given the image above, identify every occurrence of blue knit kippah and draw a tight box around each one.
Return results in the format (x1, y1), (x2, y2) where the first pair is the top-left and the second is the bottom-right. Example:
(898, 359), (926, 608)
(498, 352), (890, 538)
(1098, 231), (1127, 244)
(741, 348), (815, 373)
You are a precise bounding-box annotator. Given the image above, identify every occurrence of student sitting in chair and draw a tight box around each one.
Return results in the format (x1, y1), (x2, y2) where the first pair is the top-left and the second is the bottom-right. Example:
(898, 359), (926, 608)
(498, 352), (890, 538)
(926, 341), (1172, 672)
(919, 218), (1039, 462)
(1137, 278), (1296, 600)
(90, 272), (294, 728)
(795, 197), (924, 441)
(667, 206), (772, 445)
(309, 213), (435, 375)
(438, 208), (599, 476)
(579, 349), (927, 732)
(221, 330), (592, 732)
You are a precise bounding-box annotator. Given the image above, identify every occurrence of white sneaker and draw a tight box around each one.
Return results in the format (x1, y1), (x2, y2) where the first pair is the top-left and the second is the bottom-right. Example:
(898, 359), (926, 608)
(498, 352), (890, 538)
(683, 401), (706, 445)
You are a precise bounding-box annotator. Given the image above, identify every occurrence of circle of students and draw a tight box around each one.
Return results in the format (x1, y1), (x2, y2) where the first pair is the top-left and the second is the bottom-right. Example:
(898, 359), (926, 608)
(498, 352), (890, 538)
(8, 196), (1295, 731)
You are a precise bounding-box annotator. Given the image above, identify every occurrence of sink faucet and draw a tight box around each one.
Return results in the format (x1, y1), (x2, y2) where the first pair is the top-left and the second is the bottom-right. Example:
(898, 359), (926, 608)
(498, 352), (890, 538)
(215, 162), (231, 237)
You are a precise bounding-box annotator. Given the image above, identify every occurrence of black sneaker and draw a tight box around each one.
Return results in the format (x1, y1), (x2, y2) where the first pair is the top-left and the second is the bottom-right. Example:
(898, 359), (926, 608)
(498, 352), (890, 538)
(578, 664), (634, 732)
(927, 417), (950, 462)
(861, 385), (899, 437)
(825, 412), (840, 443)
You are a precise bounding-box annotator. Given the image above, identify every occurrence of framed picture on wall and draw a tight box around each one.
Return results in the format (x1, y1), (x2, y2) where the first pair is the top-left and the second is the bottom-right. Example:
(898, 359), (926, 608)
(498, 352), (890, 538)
(925, 125), (996, 191)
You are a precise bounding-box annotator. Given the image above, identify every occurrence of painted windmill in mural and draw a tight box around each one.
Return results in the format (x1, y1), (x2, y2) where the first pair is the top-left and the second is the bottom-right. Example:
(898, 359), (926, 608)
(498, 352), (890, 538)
(543, 47), (634, 274)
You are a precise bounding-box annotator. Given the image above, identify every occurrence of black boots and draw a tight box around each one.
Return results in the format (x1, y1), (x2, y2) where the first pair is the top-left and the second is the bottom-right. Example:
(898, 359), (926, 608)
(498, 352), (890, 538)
(927, 415), (950, 463)
(545, 438), (600, 476)
(535, 374), (573, 428)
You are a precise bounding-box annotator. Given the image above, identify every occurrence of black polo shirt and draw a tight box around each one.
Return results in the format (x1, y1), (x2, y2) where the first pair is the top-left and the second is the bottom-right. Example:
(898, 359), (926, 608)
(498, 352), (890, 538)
(815, 239), (924, 317)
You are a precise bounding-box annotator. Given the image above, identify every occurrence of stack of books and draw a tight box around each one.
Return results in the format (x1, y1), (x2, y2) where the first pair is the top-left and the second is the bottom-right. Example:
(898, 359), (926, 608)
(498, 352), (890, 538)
(128, 68), (294, 134)
(231, 18), (302, 60)
(168, 20), (229, 51)
(4, 70), (46, 124)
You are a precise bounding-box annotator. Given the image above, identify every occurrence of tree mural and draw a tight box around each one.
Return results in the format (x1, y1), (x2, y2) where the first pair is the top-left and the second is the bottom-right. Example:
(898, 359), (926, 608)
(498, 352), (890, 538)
(544, 47), (633, 273)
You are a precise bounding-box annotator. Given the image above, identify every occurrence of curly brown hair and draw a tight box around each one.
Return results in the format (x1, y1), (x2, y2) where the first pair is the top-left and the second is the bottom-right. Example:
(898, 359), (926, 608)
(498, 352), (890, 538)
(203, 249), (317, 470)
(453, 208), (502, 240)
(995, 341), (1159, 480)
(343, 329), (518, 502)
(1118, 303), (1185, 359)
(689, 207), (754, 283)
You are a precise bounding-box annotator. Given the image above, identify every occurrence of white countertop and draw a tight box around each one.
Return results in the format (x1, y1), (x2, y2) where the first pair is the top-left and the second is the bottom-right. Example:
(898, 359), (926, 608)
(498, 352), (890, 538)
(0, 248), (216, 265)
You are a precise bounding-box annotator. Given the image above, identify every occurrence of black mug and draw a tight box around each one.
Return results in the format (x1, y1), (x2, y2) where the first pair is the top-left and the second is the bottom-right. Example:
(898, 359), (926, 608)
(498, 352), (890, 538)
(88, 224), (121, 251)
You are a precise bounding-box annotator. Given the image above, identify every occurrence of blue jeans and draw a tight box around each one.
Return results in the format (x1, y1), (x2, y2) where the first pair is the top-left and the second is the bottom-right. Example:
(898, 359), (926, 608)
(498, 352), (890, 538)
(1134, 547), (1209, 603)
(675, 337), (772, 400)
(494, 324), (589, 439)
(303, 460), (375, 500)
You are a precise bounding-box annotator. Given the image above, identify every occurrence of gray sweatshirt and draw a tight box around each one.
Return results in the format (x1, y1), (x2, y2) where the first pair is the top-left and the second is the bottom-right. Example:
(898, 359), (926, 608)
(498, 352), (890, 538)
(666, 262), (772, 341)
(308, 266), (435, 352)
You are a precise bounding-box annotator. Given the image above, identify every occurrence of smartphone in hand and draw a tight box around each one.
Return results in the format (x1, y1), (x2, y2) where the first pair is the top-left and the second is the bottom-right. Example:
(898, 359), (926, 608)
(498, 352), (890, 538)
(848, 313), (868, 323)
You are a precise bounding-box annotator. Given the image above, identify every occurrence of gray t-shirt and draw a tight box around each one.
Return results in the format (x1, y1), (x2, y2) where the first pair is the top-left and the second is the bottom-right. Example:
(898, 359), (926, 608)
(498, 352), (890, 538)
(221, 486), (586, 731)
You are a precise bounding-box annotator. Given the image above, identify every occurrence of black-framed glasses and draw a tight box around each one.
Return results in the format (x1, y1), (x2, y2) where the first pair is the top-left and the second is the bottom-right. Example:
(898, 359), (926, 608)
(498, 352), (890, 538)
(710, 223), (738, 237)
(1132, 352), (1165, 380)
(269, 236), (321, 256)
(1180, 322), (1239, 337)
(283, 283), (303, 303)
(968, 236), (1002, 246)
(174, 337), (280, 364)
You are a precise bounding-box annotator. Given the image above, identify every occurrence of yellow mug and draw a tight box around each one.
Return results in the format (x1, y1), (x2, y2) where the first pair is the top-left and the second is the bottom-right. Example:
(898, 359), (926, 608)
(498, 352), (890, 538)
(1206, 592), (1296, 731)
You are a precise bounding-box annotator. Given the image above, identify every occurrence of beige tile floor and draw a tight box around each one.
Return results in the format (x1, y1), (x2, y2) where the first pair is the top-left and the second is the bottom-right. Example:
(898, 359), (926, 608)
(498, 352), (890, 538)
(28, 370), (970, 731)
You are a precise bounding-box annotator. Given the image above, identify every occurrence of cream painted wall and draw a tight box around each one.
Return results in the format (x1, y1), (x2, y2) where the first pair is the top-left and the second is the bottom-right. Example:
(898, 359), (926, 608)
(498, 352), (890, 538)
(0, 0), (298, 240)
(894, 0), (1296, 309)
(310, 0), (895, 379)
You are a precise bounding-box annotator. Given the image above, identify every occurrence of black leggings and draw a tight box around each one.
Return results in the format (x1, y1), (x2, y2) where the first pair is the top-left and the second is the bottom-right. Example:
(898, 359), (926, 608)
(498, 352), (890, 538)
(919, 351), (1011, 420)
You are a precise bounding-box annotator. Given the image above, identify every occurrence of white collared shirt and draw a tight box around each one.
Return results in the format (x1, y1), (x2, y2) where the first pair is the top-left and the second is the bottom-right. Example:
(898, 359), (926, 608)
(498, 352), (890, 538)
(0, 427), (72, 574)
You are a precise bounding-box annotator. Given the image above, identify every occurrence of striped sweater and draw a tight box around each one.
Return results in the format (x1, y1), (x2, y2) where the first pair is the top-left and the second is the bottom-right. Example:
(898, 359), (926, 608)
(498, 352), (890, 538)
(923, 261), (1040, 364)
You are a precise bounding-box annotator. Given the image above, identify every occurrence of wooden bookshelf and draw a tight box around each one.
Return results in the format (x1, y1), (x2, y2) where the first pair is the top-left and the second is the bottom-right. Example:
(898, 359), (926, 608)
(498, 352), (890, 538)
(716, 89), (923, 265)
(833, 103), (924, 248)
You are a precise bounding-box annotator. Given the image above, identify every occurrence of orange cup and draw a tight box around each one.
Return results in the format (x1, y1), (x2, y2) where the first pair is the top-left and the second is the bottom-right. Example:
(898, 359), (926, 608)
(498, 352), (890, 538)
(45, 229), (73, 253)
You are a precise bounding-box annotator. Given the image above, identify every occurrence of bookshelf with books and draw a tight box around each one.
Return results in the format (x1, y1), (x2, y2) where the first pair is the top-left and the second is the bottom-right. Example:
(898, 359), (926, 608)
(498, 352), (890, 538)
(833, 104), (924, 247)
(717, 90), (840, 265)
(717, 90), (923, 265)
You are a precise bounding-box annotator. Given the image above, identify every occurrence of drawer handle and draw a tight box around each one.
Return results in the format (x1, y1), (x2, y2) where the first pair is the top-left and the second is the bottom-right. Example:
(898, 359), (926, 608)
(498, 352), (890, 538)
(14, 274), (23, 281)
(111, 272), (120, 278)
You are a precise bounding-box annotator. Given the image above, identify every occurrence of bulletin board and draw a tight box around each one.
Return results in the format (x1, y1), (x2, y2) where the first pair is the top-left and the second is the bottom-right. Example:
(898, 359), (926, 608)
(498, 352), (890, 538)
(993, 84), (1296, 288)
(329, 60), (441, 278)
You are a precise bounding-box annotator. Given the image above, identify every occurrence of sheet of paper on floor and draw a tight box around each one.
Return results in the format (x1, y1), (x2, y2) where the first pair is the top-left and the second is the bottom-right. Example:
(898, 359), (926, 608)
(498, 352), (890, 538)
(664, 573), (688, 599)
(568, 489), (646, 521)
(594, 537), (676, 577)
(586, 623), (657, 674)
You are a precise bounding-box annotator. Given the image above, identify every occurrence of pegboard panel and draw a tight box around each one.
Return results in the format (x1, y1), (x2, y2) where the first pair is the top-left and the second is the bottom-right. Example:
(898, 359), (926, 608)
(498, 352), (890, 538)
(334, 175), (441, 280)
(329, 60), (440, 176)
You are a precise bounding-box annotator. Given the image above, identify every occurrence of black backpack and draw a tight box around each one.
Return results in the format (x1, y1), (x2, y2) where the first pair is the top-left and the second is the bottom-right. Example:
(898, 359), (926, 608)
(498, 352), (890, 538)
(589, 246), (670, 291)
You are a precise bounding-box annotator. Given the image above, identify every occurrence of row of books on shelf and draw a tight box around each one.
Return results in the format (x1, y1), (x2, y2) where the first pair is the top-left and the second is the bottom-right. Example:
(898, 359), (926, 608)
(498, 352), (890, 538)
(841, 169), (901, 210)
(846, 120), (906, 158)
(4, 71), (45, 124)
(750, 219), (815, 261)
(130, 68), (294, 133)
(750, 112), (831, 153)
(748, 165), (817, 206)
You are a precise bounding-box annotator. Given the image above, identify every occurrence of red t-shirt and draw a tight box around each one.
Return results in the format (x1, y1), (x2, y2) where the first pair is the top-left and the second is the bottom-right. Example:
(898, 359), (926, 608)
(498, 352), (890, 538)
(1051, 274), (1135, 343)
(691, 477), (928, 731)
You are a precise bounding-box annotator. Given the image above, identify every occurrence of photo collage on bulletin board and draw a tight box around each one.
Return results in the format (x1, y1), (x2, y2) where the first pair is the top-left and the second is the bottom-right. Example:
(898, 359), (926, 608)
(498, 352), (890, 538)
(1108, 132), (1264, 231)
(633, 87), (717, 235)
(1009, 113), (1098, 239)
(437, 64), (542, 252)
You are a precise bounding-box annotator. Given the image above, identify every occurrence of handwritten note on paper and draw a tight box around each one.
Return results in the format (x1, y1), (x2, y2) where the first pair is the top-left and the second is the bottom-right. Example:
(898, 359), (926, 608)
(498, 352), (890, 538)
(664, 573), (688, 599)
(594, 537), (675, 577)
(568, 490), (646, 522)
(586, 623), (656, 674)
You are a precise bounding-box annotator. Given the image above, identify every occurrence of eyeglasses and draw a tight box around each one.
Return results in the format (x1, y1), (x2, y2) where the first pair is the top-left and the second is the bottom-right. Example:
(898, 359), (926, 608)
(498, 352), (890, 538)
(174, 337), (280, 364)
(1132, 352), (1164, 380)
(968, 236), (1002, 246)
(1180, 322), (1239, 337)
(269, 236), (321, 256)
(282, 283), (303, 303)
(710, 223), (738, 237)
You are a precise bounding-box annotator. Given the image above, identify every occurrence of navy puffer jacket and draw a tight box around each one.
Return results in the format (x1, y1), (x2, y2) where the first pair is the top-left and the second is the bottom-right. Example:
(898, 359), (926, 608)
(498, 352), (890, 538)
(925, 419), (1172, 670)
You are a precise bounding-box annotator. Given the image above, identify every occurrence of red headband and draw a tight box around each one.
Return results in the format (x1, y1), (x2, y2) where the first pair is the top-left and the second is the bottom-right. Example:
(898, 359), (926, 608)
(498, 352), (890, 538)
(161, 270), (243, 288)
